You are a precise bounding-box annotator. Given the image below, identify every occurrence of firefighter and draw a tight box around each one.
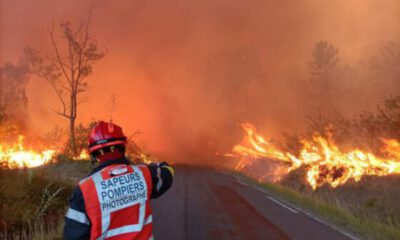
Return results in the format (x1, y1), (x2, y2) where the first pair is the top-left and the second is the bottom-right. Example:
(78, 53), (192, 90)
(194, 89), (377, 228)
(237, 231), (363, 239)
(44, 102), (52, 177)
(63, 121), (174, 240)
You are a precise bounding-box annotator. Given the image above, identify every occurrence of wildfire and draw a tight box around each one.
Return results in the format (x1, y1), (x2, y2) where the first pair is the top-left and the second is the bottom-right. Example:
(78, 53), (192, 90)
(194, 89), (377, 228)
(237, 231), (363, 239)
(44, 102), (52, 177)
(231, 123), (400, 189)
(137, 153), (156, 164)
(74, 149), (90, 160)
(0, 135), (56, 168)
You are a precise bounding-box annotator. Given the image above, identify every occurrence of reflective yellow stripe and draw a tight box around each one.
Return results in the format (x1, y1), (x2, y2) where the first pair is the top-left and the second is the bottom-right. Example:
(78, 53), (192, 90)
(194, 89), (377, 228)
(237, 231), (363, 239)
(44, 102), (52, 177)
(162, 166), (175, 177)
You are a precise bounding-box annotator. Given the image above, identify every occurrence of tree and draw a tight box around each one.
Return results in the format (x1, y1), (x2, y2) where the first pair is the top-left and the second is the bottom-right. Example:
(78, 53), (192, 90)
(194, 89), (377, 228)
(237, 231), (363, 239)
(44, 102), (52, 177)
(377, 95), (400, 138)
(0, 48), (40, 129)
(370, 41), (400, 96)
(308, 41), (340, 108)
(37, 15), (106, 156)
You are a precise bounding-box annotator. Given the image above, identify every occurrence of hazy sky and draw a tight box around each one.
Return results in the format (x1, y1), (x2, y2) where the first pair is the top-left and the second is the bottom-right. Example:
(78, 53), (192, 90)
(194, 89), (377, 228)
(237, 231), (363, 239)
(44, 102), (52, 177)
(1, 0), (399, 163)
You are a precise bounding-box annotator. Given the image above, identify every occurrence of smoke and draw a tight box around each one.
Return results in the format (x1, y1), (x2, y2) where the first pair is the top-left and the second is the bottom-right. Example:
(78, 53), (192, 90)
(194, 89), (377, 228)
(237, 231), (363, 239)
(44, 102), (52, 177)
(1, 0), (399, 165)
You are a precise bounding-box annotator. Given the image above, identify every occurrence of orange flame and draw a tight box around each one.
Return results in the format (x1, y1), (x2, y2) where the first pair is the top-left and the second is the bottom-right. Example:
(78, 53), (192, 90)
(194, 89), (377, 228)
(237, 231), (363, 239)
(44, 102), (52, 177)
(231, 123), (400, 189)
(139, 153), (155, 164)
(74, 149), (90, 160)
(0, 135), (56, 168)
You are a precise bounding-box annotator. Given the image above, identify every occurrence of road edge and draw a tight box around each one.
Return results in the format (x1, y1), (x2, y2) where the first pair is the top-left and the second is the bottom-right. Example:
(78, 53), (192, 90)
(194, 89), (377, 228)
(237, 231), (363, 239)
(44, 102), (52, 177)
(228, 172), (360, 240)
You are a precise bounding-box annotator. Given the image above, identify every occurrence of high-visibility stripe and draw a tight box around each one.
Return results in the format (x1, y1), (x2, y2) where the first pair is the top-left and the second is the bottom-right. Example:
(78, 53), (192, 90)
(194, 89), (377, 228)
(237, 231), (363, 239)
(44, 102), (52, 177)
(92, 171), (111, 237)
(102, 214), (150, 239)
(103, 224), (142, 238)
(156, 167), (163, 191)
(139, 165), (153, 199)
(162, 166), (175, 176)
(144, 215), (152, 225)
(66, 208), (90, 225)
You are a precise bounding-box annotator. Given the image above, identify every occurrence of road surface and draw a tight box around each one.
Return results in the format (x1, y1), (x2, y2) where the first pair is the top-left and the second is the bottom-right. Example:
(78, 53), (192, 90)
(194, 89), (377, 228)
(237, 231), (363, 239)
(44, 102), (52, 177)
(151, 166), (354, 240)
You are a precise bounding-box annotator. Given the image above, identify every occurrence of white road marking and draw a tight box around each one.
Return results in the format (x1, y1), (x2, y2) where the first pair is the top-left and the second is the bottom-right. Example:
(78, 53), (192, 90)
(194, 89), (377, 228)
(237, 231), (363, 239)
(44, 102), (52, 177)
(236, 178), (248, 186)
(265, 195), (359, 240)
(254, 187), (266, 194)
(230, 174), (359, 240)
(299, 209), (359, 240)
(266, 196), (299, 214)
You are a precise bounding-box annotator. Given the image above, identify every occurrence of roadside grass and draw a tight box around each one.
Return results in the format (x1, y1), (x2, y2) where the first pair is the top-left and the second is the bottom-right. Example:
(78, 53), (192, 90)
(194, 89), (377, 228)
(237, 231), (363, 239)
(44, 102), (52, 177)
(41, 158), (94, 182)
(5, 216), (64, 240)
(235, 171), (400, 240)
(0, 159), (92, 239)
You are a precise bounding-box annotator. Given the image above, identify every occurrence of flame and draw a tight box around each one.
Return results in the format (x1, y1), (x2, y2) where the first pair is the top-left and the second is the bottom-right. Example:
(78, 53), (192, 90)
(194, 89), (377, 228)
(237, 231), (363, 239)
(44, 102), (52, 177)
(140, 153), (154, 164)
(0, 135), (56, 168)
(231, 123), (400, 189)
(74, 149), (90, 160)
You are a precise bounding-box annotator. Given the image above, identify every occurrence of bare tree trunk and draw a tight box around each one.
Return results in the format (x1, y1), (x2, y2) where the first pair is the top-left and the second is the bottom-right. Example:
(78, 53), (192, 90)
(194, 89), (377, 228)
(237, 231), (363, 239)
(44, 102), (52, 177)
(39, 17), (105, 157)
(69, 116), (77, 156)
(69, 93), (77, 156)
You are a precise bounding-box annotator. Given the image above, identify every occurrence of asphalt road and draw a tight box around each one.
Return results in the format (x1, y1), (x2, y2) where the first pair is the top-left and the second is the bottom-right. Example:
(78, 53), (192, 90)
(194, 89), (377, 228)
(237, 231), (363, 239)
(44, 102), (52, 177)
(151, 166), (354, 240)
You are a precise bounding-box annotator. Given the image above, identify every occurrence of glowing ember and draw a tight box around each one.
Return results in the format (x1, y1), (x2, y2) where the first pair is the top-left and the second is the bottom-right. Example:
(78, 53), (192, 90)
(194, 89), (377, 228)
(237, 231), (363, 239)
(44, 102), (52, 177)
(0, 135), (56, 168)
(231, 123), (400, 189)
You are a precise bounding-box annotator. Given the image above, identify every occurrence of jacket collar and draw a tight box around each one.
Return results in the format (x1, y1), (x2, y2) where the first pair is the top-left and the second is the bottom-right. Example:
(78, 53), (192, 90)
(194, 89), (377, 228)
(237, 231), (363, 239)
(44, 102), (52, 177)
(90, 158), (131, 175)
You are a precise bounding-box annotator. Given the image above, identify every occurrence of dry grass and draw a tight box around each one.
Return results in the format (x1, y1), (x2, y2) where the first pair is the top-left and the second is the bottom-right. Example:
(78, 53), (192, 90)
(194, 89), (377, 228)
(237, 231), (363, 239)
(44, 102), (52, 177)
(281, 166), (400, 227)
(0, 159), (92, 239)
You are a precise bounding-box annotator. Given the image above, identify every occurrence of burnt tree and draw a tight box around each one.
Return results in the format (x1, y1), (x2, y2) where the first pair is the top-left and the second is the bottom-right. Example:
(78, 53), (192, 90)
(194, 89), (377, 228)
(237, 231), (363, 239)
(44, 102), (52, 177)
(38, 16), (105, 156)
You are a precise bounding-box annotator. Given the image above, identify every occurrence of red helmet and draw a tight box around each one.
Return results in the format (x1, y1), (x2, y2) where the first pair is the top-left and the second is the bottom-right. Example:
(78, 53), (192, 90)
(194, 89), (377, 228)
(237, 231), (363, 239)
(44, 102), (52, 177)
(88, 121), (127, 154)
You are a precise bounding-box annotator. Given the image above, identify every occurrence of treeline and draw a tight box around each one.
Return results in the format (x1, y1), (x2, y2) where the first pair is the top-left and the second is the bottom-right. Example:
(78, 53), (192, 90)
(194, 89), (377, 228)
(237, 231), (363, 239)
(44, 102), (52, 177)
(307, 41), (399, 113)
(284, 40), (400, 155)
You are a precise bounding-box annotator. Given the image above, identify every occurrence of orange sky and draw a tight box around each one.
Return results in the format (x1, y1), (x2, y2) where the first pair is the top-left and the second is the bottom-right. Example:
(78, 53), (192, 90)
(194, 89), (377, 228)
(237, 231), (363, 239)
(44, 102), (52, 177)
(1, 0), (399, 163)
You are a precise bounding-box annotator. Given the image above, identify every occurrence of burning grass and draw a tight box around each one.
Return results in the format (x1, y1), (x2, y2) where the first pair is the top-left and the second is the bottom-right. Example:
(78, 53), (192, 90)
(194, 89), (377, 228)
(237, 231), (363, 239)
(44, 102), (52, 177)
(231, 123), (400, 190)
(0, 136), (56, 169)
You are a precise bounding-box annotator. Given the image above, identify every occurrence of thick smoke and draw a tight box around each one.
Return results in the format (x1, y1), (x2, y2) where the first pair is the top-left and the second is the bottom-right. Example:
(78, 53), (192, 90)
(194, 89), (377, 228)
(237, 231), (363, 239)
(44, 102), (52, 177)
(1, 0), (399, 165)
